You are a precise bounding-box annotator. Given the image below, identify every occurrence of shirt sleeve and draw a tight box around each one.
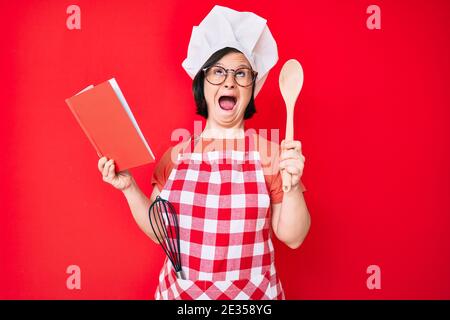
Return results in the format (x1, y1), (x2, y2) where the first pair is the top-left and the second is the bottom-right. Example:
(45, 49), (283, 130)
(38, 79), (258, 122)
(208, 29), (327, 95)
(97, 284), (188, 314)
(269, 172), (307, 204)
(151, 146), (175, 191)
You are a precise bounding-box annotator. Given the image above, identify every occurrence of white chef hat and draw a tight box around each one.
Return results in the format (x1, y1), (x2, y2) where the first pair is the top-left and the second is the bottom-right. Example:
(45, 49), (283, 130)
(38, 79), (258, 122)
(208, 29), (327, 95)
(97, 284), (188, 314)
(181, 5), (278, 97)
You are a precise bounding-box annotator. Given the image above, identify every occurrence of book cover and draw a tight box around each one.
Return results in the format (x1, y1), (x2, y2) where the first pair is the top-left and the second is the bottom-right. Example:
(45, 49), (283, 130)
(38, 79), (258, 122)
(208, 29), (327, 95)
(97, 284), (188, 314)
(66, 78), (155, 172)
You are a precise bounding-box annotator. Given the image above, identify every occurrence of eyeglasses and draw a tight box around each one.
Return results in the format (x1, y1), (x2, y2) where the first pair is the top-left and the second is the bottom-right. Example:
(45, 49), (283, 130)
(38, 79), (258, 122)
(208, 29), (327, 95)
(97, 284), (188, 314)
(203, 65), (258, 87)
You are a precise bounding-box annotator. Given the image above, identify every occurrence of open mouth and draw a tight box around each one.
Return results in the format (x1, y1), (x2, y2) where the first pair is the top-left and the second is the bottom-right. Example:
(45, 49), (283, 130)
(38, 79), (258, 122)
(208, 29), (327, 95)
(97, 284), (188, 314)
(218, 96), (237, 111)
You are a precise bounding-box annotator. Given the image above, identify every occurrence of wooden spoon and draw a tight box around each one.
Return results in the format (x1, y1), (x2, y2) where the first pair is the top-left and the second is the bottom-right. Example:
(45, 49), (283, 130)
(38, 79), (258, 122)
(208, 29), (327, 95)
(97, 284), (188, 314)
(279, 59), (304, 192)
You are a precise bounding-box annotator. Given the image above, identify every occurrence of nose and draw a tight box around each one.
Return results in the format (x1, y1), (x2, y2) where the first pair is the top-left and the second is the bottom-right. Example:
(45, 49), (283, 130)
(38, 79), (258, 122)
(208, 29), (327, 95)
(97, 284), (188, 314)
(223, 71), (236, 89)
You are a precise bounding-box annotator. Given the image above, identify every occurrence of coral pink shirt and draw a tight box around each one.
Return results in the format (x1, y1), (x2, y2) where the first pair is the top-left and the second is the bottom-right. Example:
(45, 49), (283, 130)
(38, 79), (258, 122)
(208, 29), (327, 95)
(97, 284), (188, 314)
(151, 133), (306, 204)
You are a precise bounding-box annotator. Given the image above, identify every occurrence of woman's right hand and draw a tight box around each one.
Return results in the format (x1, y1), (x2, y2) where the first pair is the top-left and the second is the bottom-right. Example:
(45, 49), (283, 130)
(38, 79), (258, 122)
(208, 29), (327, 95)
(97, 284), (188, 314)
(98, 157), (134, 191)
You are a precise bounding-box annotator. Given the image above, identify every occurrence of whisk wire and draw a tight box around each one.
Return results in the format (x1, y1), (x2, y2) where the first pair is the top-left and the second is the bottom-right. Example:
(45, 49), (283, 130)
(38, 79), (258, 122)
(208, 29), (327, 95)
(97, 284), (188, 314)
(165, 199), (182, 271)
(150, 199), (173, 267)
(149, 196), (183, 277)
(160, 200), (177, 265)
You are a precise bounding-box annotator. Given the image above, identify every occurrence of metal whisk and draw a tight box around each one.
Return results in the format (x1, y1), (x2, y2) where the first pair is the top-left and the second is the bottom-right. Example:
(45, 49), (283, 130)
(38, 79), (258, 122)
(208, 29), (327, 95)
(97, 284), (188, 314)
(149, 195), (185, 279)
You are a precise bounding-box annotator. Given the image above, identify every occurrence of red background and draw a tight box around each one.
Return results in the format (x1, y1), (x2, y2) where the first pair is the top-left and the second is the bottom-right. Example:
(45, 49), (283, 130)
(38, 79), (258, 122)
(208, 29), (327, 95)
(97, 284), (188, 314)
(1, 0), (449, 299)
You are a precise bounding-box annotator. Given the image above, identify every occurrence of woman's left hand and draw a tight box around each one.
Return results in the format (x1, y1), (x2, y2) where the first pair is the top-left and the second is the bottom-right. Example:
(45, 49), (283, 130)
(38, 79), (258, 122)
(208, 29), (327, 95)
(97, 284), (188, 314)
(279, 140), (305, 190)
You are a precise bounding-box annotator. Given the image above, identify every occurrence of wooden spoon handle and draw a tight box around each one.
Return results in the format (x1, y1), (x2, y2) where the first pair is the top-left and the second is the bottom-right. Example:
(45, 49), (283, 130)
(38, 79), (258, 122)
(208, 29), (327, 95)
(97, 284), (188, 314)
(282, 109), (294, 193)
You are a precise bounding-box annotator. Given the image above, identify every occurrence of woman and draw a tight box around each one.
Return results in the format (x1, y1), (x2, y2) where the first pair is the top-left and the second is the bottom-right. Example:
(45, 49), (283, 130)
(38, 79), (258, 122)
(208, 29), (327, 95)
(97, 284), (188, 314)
(98, 6), (310, 300)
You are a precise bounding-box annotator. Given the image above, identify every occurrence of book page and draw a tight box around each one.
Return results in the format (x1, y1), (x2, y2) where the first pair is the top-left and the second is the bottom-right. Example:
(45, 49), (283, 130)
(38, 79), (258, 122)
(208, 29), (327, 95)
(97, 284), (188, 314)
(75, 85), (94, 96)
(108, 78), (156, 160)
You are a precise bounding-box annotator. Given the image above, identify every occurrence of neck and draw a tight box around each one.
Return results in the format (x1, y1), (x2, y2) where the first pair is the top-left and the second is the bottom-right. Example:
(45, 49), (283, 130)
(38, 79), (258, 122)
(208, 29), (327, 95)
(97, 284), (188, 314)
(202, 119), (245, 139)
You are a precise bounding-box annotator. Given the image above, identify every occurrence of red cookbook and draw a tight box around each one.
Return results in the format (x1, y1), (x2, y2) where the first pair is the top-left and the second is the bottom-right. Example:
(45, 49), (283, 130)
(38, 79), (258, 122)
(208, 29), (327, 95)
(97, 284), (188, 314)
(65, 78), (155, 172)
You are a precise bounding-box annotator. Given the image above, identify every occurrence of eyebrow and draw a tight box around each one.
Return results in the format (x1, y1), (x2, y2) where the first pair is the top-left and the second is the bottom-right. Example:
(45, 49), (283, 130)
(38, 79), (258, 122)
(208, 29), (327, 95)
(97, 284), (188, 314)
(216, 63), (251, 69)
